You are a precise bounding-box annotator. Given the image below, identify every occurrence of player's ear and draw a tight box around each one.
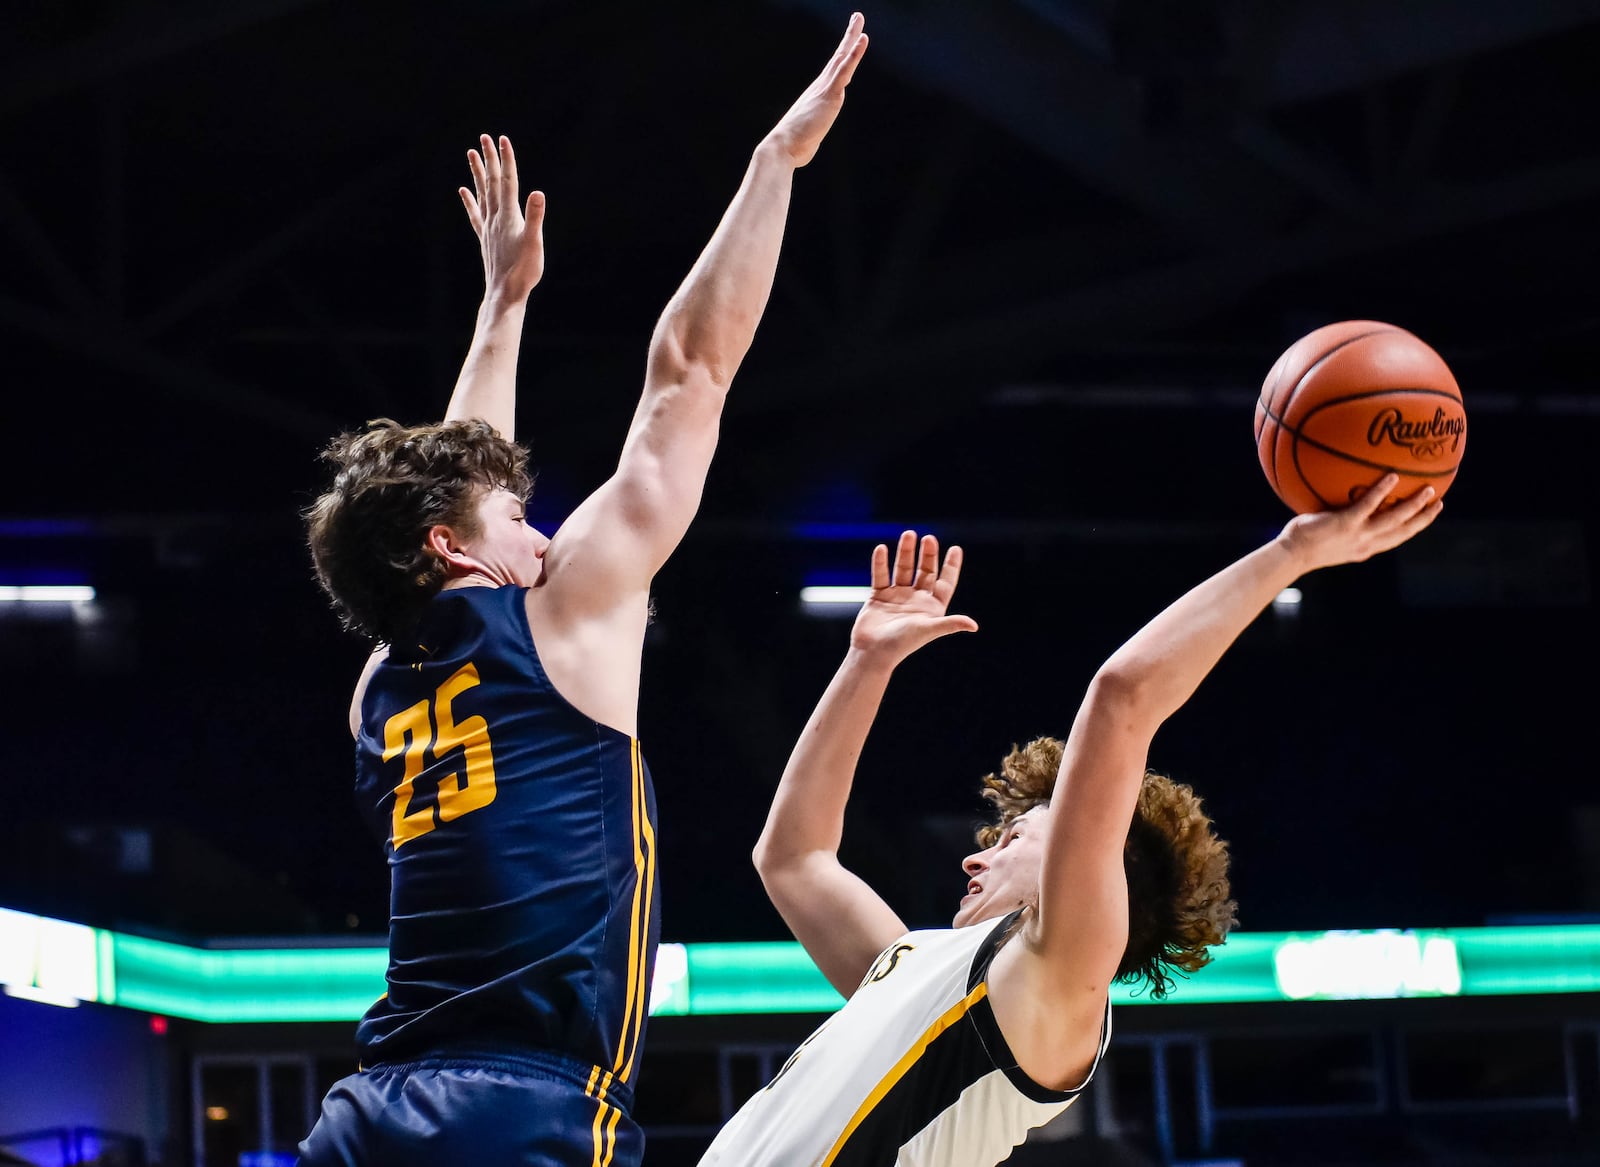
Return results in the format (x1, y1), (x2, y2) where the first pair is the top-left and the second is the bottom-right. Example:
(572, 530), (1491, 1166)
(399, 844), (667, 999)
(425, 523), (473, 570)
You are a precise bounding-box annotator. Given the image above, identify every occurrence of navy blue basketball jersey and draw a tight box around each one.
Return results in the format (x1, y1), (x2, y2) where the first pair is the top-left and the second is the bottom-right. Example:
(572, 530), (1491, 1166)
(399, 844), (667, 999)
(351, 584), (660, 1089)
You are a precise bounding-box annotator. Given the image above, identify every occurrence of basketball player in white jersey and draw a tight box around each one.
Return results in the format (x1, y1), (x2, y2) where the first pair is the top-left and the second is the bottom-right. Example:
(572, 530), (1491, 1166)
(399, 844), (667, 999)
(700, 474), (1441, 1166)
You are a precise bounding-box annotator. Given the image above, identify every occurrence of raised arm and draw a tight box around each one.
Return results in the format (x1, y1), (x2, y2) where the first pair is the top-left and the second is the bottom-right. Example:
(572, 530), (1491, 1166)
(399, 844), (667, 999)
(541, 14), (868, 605)
(444, 134), (546, 437)
(993, 477), (1443, 1079)
(344, 135), (545, 730)
(756, 532), (977, 997)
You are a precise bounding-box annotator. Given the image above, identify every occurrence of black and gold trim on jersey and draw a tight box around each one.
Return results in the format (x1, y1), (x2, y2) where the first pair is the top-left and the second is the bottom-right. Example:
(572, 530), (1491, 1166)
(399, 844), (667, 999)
(585, 1065), (624, 1167)
(583, 741), (653, 1167)
(611, 737), (655, 1085)
(963, 909), (1108, 1104)
(820, 912), (1086, 1167)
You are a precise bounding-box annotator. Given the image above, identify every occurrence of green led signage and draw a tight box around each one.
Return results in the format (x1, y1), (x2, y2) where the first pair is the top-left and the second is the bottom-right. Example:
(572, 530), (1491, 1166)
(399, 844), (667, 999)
(2, 907), (1597, 1024)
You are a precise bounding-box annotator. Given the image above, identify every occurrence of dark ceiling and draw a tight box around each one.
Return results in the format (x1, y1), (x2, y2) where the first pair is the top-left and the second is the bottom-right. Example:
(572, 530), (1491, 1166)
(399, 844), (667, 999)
(3, 0), (1597, 945)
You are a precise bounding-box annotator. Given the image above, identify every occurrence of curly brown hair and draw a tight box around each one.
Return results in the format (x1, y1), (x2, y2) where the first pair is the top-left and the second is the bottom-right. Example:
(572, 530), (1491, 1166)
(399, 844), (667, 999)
(977, 736), (1237, 1000)
(303, 418), (533, 645)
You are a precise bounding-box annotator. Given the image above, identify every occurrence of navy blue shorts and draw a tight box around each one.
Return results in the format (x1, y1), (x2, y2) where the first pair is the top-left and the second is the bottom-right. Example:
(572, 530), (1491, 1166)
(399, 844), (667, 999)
(297, 1048), (643, 1167)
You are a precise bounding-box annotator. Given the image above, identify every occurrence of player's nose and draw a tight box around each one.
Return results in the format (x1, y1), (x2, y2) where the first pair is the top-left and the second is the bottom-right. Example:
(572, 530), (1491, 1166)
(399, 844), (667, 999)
(962, 850), (989, 877)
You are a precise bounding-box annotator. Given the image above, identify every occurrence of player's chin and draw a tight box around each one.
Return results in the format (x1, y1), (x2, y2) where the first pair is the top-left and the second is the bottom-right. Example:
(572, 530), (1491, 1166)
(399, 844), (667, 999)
(951, 896), (980, 929)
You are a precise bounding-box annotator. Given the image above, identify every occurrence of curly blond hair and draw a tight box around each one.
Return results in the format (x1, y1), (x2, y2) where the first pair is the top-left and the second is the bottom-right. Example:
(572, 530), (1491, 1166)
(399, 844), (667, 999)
(977, 736), (1237, 1000)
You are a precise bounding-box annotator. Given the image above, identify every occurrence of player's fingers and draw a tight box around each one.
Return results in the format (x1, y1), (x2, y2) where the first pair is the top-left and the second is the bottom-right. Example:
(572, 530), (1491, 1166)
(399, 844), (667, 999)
(1371, 497), (1442, 554)
(1387, 485), (1437, 526)
(937, 545), (965, 593)
(525, 190), (546, 235)
(870, 543), (891, 591)
(1397, 498), (1444, 540)
(917, 534), (939, 587)
(932, 615), (979, 638)
(481, 134), (501, 211)
(893, 530), (917, 587)
(1366, 484), (1433, 541)
(458, 187), (484, 235)
(821, 15), (865, 86)
(832, 30), (868, 89)
(1354, 473), (1400, 517)
(500, 136), (519, 204)
(932, 560), (964, 607)
(467, 149), (487, 208)
(831, 12), (864, 61)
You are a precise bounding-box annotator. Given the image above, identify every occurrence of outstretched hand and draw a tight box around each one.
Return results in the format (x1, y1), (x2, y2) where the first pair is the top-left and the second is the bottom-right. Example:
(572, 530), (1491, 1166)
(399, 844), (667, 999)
(851, 530), (978, 665)
(764, 12), (869, 168)
(459, 134), (546, 302)
(1280, 474), (1444, 571)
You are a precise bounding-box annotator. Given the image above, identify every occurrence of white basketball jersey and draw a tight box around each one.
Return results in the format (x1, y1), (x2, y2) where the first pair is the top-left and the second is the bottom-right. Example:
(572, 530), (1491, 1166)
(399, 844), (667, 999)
(697, 911), (1112, 1167)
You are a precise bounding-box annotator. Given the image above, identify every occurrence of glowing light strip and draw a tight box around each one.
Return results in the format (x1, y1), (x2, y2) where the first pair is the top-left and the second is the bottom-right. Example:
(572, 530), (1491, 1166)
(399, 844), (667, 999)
(4, 983), (82, 1008)
(0, 908), (1597, 1023)
(0, 585), (96, 603)
(799, 586), (873, 606)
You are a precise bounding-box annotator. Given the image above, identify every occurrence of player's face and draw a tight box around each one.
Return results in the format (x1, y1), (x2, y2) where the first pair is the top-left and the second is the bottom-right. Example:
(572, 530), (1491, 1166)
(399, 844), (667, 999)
(463, 486), (549, 586)
(952, 805), (1050, 928)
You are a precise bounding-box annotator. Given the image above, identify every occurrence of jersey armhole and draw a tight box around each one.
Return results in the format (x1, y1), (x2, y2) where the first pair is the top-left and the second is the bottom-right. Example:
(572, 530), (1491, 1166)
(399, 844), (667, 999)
(966, 911), (1114, 1102)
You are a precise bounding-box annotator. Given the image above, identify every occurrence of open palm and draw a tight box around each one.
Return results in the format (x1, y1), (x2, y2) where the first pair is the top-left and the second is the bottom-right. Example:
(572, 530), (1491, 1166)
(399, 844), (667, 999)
(460, 134), (546, 301)
(851, 531), (978, 664)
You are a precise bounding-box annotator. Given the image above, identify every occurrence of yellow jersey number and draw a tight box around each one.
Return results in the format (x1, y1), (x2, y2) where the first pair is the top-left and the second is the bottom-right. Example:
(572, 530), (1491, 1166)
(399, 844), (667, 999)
(382, 662), (498, 849)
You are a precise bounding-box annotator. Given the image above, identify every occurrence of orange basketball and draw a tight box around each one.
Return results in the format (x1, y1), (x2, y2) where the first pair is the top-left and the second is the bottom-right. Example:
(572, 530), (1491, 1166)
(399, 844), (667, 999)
(1254, 320), (1466, 514)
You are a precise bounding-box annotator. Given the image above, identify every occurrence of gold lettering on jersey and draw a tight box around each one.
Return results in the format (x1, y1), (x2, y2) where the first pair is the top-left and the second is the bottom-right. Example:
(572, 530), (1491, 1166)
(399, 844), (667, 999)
(766, 1016), (834, 1092)
(432, 664), (498, 821)
(382, 662), (499, 849)
(384, 699), (435, 849)
(863, 943), (915, 986)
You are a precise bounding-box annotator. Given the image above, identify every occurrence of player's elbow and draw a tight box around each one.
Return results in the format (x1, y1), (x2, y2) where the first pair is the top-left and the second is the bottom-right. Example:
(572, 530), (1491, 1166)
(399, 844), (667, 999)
(648, 320), (736, 393)
(1081, 664), (1161, 730)
(754, 848), (792, 908)
(752, 834), (816, 895)
(751, 832), (786, 882)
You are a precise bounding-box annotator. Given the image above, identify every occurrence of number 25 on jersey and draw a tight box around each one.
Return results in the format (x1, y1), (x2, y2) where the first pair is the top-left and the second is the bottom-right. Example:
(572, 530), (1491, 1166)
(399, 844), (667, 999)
(382, 662), (498, 849)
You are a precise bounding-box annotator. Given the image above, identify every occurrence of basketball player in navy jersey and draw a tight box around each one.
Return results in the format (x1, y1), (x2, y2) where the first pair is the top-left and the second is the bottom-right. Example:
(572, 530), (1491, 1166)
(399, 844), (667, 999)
(703, 477), (1441, 1166)
(296, 15), (870, 1166)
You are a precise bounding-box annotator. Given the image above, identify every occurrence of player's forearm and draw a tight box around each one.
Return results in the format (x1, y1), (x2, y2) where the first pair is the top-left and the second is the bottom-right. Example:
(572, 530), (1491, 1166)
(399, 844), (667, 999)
(755, 647), (895, 873)
(1094, 535), (1310, 729)
(647, 142), (796, 390)
(443, 294), (528, 438)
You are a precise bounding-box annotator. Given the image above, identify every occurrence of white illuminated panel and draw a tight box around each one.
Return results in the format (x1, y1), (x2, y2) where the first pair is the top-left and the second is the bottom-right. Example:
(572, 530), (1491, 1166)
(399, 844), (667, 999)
(0, 585), (96, 604)
(0, 907), (100, 1007)
(800, 585), (872, 618)
(649, 943), (689, 1015)
(799, 586), (873, 605)
(1273, 929), (1461, 1001)
(4, 983), (82, 1008)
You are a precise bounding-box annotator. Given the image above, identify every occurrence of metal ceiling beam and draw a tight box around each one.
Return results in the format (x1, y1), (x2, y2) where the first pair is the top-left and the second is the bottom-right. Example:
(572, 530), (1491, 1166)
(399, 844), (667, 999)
(863, 110), (978, 334)
(1262, 0), (1600, 105)
(0, 294), (343, 437)
(725, 153), (1600, 413)
(135, 152), (423, 339)
(0, 0), (331, 115)
(776, 0), (1600, 246)
(1000, 0), (1599, 105)
(0, 174), (99, 317)
(776, 0), (1300, 240)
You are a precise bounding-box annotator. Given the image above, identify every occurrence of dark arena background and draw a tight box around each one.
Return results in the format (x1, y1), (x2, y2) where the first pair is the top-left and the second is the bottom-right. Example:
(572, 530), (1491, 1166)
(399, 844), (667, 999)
(3, 2), (1599, 1165)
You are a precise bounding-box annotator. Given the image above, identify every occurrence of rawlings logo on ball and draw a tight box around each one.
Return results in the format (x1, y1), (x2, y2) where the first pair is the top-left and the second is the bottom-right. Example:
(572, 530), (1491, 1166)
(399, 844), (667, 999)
(1366, 406), (1465, 461)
